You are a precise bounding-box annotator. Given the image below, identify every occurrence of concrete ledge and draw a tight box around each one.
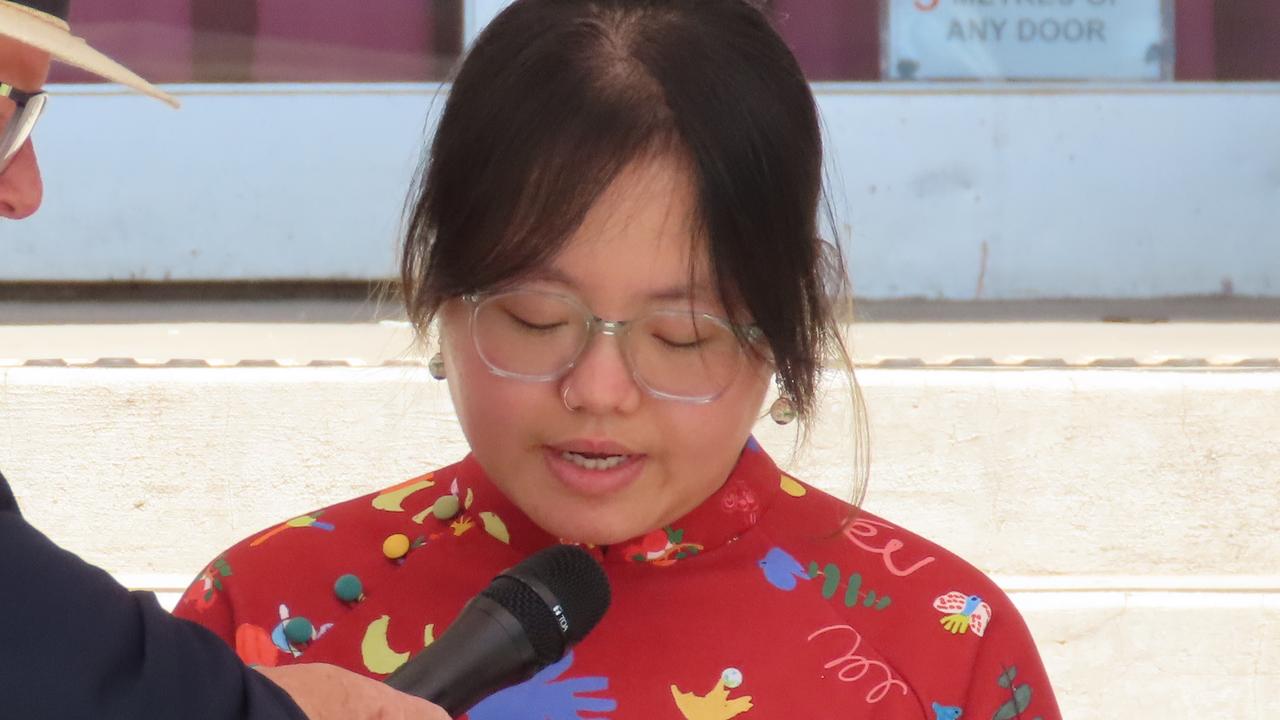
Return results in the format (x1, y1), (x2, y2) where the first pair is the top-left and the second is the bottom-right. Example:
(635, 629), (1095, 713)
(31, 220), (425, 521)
(1025, 591), (1280, 717)
(4, 365), (1276, 576)
(3, 321), (1279, 367)
(780, 368), (1280, 579)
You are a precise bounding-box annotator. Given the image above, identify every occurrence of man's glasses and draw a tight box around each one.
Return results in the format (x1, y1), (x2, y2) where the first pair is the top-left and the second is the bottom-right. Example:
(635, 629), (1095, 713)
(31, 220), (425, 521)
(465, 289), (763, 404)
(1, 81), (47, 174)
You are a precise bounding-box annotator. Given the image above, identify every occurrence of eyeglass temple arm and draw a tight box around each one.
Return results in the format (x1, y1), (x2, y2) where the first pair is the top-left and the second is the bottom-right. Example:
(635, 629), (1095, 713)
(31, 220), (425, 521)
(0, 83), (41, 106)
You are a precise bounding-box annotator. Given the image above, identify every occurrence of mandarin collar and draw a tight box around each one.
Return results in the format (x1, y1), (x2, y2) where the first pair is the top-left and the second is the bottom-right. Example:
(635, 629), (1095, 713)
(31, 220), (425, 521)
(447, 436), (784, 567)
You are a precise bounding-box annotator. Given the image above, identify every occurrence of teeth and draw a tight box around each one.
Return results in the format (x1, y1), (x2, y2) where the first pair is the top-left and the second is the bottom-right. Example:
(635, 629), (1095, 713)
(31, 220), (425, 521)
(561, 451), (629, 471)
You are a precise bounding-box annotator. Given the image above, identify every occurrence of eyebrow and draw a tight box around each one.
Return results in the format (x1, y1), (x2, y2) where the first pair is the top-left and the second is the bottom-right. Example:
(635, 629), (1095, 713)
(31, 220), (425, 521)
(524, 267), (718, 303)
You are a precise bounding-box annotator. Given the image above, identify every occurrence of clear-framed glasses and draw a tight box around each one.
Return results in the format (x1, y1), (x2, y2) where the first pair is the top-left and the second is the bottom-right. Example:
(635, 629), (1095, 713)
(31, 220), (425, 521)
(465, 289), (763, 404)
(1, 81), (47, 174)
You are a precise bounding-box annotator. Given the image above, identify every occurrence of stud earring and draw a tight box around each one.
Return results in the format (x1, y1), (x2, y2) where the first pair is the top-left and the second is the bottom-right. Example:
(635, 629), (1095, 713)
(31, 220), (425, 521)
(428, 352), (446, 380)
(769, 375), (796, 425)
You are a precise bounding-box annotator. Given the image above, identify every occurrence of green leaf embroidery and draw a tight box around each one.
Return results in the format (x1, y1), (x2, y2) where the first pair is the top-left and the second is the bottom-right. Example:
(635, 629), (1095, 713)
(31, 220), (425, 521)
(821, 563), (841, 599)
(794, 556), (891, 611)
(844, 572), (863, 608)
(993, 666), (1033, 720)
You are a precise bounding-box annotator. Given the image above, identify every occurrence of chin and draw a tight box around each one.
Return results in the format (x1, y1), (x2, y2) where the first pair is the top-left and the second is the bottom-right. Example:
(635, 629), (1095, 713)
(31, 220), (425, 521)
(533, 509), (648, 547)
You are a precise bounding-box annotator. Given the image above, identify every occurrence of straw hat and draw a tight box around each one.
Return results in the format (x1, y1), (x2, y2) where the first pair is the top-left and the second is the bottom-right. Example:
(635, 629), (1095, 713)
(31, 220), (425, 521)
(0, 0), (178, 107)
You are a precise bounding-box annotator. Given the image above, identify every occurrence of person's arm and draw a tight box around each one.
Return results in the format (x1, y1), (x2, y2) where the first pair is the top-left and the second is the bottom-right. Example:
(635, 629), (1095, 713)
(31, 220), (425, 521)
(1, 473), (449, 720)
(0, 475), (308, 719)
(1, 471), (18, 512)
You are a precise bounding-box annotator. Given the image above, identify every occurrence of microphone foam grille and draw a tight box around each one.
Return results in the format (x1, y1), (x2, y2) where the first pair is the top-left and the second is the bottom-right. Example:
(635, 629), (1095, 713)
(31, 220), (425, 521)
(514, 545), (611, 646)
(480, 576), (566, 665)
(481, 545), (611, 665)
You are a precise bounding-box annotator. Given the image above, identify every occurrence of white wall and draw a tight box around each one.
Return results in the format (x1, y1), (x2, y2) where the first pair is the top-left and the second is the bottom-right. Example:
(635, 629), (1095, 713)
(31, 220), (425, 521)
(6, 82), (1279, 299)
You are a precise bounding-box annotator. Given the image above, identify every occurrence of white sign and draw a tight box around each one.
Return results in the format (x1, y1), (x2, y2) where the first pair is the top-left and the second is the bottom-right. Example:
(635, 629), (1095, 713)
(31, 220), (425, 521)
(884, 0), (1173, 81)
(465, 0), (516, 47)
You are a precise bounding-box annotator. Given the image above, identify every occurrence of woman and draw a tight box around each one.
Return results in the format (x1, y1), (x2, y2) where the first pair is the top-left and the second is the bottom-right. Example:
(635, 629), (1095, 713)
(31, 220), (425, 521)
(177, 2), (1061, 717)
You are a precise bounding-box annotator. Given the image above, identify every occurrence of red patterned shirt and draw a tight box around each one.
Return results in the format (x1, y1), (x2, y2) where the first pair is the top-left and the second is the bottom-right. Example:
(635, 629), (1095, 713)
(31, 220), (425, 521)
(175, 440), (1061, 720)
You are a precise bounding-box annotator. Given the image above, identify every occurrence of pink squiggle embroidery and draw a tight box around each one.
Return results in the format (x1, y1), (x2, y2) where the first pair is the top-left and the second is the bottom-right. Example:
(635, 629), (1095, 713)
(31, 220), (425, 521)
(807, 624), (909, 704)
(844, 518), (936, 577)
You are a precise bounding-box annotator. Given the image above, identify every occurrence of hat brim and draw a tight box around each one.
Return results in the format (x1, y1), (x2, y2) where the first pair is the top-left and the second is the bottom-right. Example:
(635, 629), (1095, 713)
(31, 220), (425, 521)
(0, 2), (179, 108)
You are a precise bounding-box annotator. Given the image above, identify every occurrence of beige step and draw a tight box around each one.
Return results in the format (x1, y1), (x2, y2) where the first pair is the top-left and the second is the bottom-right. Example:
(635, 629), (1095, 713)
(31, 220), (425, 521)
(2, 321), (1277, 367)
(4, 364), (1275, 578)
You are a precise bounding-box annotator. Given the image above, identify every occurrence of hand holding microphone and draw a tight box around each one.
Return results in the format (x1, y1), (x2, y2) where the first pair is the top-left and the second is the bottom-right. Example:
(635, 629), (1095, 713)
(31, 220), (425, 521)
(256, 663), (451, 720)
(385, 545), (612, 717)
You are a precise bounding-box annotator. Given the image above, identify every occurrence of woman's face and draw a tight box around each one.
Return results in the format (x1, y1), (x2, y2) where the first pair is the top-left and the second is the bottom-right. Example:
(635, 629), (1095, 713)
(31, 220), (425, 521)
(439, 153), (772, 545)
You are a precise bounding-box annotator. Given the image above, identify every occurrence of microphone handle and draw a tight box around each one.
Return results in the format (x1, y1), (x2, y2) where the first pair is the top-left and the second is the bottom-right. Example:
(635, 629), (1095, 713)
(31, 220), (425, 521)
(384, 594), (542, 717)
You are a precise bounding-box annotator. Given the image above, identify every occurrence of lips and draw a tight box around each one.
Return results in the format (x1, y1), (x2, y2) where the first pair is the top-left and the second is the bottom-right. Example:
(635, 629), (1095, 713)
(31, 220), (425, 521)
(542, 441), (646, 498)
(549, 439), (638, 457)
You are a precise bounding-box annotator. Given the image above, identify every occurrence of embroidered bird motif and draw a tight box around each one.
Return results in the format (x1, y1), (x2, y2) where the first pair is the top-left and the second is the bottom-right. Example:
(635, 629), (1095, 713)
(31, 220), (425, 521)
(932, 592), (992, 636)
(758, 547), (810, 591)
(932, 701), (963, 720)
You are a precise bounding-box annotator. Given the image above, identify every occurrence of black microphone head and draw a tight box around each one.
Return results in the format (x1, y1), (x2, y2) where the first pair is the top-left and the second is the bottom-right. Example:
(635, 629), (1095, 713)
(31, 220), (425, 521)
(480, 545), (611, 665)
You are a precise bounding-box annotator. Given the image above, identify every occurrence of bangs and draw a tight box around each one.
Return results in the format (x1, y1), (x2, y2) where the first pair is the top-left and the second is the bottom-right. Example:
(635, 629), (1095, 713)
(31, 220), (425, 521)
(403, 8), (686, 324)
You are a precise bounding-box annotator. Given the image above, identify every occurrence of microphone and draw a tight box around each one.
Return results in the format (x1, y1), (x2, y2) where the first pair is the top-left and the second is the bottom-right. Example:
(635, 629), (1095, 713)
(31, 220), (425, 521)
(384, 544), (611, 716)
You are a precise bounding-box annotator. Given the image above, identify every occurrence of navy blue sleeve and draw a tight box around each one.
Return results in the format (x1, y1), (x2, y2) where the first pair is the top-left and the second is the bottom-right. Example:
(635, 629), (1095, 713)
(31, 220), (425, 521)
(0, 471), (16, 513)
(0, 472), (308, 720)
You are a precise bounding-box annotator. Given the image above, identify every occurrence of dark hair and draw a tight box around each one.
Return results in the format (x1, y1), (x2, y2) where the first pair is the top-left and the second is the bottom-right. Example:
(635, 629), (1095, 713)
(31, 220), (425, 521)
(401, 0), (864, 474)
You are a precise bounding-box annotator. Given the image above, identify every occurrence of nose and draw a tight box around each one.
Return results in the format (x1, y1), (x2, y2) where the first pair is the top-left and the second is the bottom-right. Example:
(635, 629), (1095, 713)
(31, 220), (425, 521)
(561, 331), (643, 416)
(0, 140), (43, 219)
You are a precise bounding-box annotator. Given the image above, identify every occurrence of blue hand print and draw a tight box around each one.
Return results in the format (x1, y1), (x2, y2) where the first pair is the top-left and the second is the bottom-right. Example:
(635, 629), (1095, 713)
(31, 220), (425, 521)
(467, 652), (617, 720)
(759, 547), (809, 591)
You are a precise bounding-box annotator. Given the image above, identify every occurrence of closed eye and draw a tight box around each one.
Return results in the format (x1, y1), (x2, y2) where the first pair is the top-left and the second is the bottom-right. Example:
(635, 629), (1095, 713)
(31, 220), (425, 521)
(506, 311), (566, 333)
(653, 334), (706, 350)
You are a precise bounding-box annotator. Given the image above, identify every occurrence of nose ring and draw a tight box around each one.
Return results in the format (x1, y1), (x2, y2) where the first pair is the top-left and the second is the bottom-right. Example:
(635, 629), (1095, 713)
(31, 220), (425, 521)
(562, 384), (580, 412)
